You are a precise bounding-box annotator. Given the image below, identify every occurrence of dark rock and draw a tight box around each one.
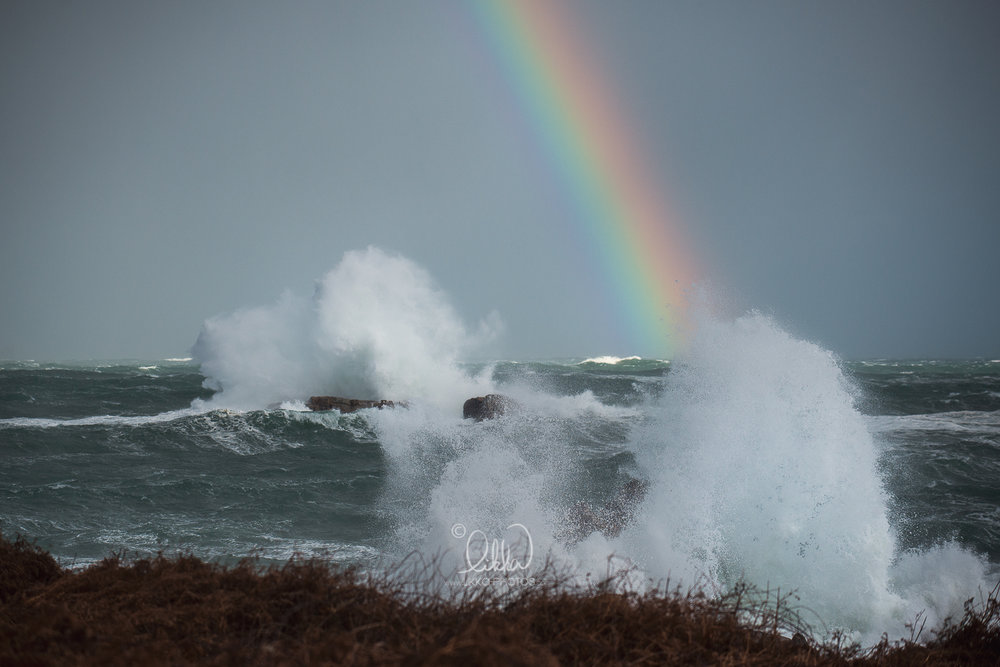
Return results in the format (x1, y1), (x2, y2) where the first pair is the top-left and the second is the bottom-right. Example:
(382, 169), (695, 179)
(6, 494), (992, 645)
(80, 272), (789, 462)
(462, 394), (518, 421)
(563, 476), (649, 543)
(600, 477), (648, 537)
(306, 396), (404, 413)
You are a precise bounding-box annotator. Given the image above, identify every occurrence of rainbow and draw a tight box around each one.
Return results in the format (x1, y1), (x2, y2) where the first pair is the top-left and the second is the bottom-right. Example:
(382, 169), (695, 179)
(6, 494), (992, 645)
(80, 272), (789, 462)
(470, 0), (699, 358)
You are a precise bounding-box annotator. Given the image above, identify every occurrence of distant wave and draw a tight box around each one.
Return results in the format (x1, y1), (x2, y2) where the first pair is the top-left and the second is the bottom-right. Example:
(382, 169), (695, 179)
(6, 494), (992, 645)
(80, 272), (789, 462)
(0, 408), (207, 429)
(578, 355), (643, 365)
(574, 356), (670, 373)
(867, 409), (1000, 434)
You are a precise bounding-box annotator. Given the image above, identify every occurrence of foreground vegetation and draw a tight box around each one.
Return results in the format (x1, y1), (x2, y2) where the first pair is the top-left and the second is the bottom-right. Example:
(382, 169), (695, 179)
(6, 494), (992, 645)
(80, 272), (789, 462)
(2, 534), (998, 665)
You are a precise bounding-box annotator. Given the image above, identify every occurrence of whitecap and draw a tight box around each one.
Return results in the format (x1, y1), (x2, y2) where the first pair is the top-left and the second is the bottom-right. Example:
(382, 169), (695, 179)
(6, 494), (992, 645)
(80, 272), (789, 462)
(579, 355), (642, 365)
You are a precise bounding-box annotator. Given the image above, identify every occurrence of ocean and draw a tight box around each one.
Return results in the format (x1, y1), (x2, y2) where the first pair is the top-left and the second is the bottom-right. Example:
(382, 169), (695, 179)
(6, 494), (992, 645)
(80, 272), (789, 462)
(2, 312), (999, 645)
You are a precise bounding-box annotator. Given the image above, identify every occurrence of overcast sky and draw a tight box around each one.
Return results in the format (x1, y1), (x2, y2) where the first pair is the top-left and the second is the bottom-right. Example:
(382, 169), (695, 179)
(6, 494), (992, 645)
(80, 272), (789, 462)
(2, 0), (998, 361)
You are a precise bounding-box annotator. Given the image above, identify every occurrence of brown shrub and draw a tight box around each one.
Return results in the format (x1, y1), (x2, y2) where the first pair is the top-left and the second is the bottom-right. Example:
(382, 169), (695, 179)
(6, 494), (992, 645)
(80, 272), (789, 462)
(0, 534), (63, 602)
(1, 534), (997, 665)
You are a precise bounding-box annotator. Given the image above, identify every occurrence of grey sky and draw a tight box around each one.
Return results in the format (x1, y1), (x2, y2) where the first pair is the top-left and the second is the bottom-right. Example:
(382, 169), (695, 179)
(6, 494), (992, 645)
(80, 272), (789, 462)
(2, 0), (998, 361)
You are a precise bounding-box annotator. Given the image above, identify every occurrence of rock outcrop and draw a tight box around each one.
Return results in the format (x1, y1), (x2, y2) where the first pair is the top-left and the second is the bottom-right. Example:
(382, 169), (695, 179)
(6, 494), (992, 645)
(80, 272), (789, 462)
(306, 396), (404, 413)
(564, 477), (649, 543)
(462, 394), (518, 421)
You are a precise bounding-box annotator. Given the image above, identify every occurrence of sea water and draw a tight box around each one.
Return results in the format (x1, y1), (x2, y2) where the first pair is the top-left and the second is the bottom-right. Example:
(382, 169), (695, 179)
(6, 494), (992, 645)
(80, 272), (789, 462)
(2, 249), (998, 644)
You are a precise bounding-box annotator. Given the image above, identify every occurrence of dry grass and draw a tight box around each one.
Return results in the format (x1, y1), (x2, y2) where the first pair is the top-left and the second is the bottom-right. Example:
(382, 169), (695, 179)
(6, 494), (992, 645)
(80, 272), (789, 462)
(2, 533), (998, 665)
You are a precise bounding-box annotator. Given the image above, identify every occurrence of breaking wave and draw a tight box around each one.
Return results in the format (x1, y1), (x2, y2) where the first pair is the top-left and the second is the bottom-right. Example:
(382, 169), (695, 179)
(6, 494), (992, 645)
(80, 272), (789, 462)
(187, 250), (994, 643)
(192, 247), (502, 411)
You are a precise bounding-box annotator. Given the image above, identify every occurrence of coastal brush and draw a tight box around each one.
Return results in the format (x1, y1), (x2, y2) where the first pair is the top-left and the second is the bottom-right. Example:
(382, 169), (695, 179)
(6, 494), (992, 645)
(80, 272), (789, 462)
(2, 533), (998, 665)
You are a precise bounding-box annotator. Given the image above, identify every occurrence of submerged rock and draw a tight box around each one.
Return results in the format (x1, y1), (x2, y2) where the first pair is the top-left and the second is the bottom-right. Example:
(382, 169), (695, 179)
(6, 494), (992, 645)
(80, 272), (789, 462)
(306, 396), (404, 413)
(564, 476), (649, 543)
(462, 394), (518, 421)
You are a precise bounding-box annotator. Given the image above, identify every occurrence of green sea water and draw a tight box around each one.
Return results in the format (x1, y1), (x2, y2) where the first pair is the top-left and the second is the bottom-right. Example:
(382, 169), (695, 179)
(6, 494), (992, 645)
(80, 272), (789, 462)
(2, 340), (998, 642)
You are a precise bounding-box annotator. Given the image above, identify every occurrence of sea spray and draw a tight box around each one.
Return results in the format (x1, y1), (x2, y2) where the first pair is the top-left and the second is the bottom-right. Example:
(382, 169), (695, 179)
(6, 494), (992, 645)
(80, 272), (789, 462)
(622, 310), (992, 640)
(190, 247), (640, 582)
(192, 247), (501, 410)
(368, 398), (609, 583)
(187, 253), (994, 640)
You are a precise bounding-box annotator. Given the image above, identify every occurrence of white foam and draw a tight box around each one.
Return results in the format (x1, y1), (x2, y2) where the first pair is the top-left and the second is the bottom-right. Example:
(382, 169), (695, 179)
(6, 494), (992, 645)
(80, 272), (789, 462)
(375, 404), (570, 585)
(0, 407), (205, 429)
(613, 310), (993, 642)
(579, 355), (642, 365)
(192, 247), (501, 410)
(186, 262), (996, 640)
